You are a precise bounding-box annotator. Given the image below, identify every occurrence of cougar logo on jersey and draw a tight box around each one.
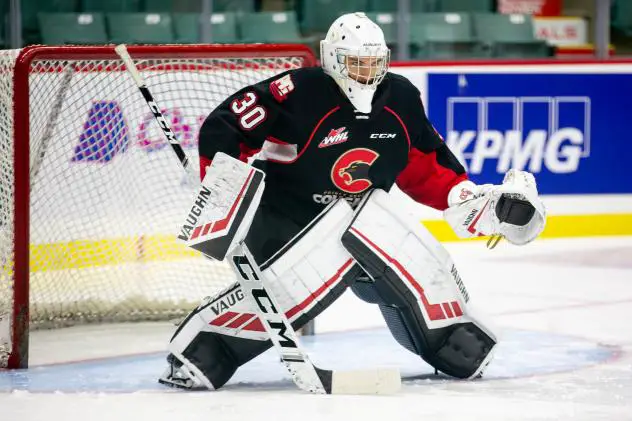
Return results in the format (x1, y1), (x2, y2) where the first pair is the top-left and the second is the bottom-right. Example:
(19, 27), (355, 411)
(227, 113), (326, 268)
(319, 127), (349, 148)
(331, 148), (379, 194)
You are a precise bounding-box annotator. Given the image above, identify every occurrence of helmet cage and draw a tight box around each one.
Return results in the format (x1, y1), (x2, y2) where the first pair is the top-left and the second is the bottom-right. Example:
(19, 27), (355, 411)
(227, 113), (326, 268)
(334, 47), (390, 88)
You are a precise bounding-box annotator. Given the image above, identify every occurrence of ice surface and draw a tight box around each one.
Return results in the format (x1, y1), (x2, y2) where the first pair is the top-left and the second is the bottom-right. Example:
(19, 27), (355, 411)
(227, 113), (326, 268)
(1, 237), (632, 421)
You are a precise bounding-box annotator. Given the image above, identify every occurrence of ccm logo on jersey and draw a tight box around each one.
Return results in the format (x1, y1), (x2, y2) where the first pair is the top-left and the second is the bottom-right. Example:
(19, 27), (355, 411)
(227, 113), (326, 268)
(370, 133), (396, 139)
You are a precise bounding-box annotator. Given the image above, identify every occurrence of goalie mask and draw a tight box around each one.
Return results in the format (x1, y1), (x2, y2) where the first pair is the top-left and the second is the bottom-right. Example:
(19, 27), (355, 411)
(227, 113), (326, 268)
(320, 12), (390, 114)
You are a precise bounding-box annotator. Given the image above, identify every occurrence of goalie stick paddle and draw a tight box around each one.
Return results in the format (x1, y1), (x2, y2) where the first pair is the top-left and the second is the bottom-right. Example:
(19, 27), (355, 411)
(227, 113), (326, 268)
(115, 44), (400, 395)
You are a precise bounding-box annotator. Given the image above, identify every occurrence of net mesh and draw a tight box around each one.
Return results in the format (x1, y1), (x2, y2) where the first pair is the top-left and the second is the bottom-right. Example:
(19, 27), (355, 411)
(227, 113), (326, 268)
(0, 50), (19, 367)
(0, 47), (309, 367)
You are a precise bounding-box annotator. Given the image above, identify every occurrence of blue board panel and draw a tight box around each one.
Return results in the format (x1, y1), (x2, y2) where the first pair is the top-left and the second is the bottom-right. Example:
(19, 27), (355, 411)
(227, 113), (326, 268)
(426, 73), (632, 194)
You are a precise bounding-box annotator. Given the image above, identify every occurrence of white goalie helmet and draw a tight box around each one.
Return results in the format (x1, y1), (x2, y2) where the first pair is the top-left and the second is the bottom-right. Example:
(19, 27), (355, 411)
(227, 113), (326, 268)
(320, 12), (391, 113)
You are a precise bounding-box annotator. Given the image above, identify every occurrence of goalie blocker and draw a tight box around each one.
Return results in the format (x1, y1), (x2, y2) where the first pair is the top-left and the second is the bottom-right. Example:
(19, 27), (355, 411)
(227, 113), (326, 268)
(162, 157), (496, 389)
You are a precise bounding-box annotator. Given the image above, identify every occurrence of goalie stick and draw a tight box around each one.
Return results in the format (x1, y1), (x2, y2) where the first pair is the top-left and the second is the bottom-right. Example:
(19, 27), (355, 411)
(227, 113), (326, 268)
(115, 44), (400, 395)
(114, 44), (197, 182)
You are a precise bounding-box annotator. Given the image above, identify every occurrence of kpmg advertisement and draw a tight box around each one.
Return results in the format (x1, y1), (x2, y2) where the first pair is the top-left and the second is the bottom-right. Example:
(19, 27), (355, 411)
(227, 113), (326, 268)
(426, 72), (632, 194)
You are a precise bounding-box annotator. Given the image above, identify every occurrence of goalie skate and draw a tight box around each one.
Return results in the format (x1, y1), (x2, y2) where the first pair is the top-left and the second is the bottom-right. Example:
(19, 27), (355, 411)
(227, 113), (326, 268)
(158, 354), (206, 390)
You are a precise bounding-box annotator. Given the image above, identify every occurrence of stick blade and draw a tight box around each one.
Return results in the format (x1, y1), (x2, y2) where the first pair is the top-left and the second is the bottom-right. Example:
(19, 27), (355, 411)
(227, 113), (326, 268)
(330, 368), (401, 395)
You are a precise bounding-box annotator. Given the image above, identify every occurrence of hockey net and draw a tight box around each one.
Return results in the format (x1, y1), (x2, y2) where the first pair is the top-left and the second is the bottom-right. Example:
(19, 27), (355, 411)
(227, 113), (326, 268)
(0, 44), (316, 368)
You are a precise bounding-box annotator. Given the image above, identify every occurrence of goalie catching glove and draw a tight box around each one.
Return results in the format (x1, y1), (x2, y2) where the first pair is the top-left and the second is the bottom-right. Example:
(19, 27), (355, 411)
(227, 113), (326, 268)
(443, 169), (546, 246)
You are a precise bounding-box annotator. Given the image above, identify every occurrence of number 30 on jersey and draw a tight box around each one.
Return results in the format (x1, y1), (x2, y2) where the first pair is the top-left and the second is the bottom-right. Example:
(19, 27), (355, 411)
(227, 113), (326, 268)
(230, 92), (267, 130)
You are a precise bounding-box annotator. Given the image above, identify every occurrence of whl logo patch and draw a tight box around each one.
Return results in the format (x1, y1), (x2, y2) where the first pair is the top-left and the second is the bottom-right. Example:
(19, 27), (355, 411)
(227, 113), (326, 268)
(319, 127), (349, 148)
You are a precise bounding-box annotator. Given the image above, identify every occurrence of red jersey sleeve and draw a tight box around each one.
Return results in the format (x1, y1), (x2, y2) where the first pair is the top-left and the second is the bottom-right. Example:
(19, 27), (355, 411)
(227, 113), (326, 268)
(394, 90), (467, 210)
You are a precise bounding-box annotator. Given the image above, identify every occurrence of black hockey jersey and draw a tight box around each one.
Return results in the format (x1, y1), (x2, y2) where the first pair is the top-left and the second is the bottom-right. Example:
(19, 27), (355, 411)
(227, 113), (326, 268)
(198, 67), (467, 227)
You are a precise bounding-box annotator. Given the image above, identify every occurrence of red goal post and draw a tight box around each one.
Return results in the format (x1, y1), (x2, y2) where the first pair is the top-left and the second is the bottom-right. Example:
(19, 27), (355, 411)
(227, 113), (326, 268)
(0, 44), (317, 369)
